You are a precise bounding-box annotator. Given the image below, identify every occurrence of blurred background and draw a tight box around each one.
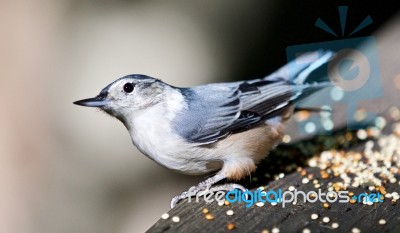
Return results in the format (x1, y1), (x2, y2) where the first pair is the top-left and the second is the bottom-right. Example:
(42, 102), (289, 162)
(1, 0), (400, 232)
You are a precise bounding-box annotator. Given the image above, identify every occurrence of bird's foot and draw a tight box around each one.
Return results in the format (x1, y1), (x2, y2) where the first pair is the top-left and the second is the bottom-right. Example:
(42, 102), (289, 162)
(170, 182), (248, 208)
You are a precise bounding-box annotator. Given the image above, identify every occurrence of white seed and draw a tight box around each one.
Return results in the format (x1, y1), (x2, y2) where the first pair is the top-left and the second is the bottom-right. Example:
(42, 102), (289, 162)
(271, 227), (280, 233)
(172, 216), (180, 223)
(288, 186), (295, 191)
(352, 227), (361, 233)
(161, 213), (169, 219)
(226, 210), (234, 216)
(256, 202), (265, 207)
(302, 178), (310, 184)
(331, 222), (339, 228)
(302, 228), (311, 233)
(322, 217), (330, 223)
(311, 213), (318, 220)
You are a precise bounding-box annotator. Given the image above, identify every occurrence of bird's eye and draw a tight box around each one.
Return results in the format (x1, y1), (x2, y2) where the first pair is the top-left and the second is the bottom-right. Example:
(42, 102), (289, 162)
(123, 83), (134, 93)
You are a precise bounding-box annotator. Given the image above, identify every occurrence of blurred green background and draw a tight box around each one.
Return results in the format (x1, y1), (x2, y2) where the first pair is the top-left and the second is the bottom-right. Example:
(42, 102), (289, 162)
(1, 1), (399, 232)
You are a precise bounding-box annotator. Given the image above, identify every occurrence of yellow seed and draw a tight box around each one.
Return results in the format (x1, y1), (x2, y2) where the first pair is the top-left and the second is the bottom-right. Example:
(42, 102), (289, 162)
(349, 192), (354, 197)
(224, 200), (231, 206)
(227, 223), (236, 230)
(301, 170), (307, 176)
(323, 203), (331, 209)
(205, 214), (214, 220)
(202, 208), (209, 214)
(350, 199), (356, 204)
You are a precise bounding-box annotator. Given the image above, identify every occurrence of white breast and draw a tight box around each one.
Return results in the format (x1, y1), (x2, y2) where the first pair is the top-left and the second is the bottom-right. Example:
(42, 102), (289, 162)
(123, 89), (220, 174)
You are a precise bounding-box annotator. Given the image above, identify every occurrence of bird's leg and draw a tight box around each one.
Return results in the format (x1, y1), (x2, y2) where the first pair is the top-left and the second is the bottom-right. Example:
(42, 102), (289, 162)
(170, 173), (248, 208)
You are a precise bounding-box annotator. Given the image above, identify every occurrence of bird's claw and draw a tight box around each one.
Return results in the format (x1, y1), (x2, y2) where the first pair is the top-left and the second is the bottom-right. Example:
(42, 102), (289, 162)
(170, 183), (248, 208)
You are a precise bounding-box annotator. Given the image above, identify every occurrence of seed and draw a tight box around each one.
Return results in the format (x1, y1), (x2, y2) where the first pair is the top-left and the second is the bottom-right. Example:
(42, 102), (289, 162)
(289, 186), (295, 191)
(323, 203), (330, 209)
(202, 208), (209, 214)
(302, 228), (311, 233)
(352, 227), (361, 233)
(302, 178), (310, 184)
(301, 170), (307, 176)
(161, 213), (169, 219)
(226, 210), (234, 216)
(261, 230), (269, 233)
(311, 213), (318, 220)
(256, 202), (265, 207)
(227, 223), (236, 230)
(224, 200), (231, 206)
(349, 192), (354, 197)
(205, 214), (214, 220)
(172, 216), (180, 223)
(332, 222), (339, 229)
(322, 217), (330, 223)
(350, 199), (357, 204)
(378, 219), (386, 225)
(271, 227), (280, 233)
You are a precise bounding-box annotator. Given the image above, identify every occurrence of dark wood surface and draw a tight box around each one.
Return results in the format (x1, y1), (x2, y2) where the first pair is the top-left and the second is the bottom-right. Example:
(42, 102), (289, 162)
(147, 123), (400, 233)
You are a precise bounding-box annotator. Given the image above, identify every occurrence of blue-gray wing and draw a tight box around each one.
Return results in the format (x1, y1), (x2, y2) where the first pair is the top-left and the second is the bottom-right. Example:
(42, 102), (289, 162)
(172, 50), (333, 144)
(173, 81), (327, 144)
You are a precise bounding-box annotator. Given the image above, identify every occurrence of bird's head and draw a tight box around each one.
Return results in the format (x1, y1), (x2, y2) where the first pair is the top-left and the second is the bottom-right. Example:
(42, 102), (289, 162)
(74, 74), (168, 119)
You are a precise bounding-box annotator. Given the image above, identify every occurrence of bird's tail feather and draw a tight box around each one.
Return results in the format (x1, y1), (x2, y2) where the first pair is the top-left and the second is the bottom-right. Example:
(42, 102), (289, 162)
(264, 50), (334, 85)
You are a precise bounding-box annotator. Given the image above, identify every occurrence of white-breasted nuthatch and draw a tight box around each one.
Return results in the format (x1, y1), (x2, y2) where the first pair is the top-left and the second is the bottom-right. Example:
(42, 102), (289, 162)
(74, 51), (334, 208)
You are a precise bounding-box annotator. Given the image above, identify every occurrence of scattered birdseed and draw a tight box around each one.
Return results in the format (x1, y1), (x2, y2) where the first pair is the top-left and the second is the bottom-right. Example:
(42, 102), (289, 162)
(288, 186), (295, 191)
(331, 222), (339, 229)
(202, 208), (209, 214)
(311, 213), (319, 220)
(356, 129), (367, 140)
(389, 106), (400, 120)
(261, 230), (269, 233)
(378, 219), (386, 225)
(161, 213), (169, 219)
(278, 173), (285, 179)
(271, 227), (280, 233)
(302, 228), (311, 233)
(205, 214), (214, 220)
(226, 210), (234, 216)
(322, 217), (330, 223)
(314, 184), (321, 188)
(224, 200), (231, 206)
(323, 203), (330, 209)
(302, 178), (310, 184)
(227, 223), (236, 230)
(282, 134), (291, 143)
(256, 202), (265, 207)
(351, 227), (361, 233)
(172, 216), (180, 223)
(218, 201), (224, 206)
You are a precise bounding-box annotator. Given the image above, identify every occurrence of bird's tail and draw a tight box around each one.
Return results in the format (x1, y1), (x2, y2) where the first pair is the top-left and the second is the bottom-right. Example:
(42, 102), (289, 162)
(264, 50), (334, 85)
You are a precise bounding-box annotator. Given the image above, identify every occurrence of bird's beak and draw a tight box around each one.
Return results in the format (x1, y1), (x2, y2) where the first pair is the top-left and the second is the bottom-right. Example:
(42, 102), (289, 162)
(73, 95), (110, 107)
